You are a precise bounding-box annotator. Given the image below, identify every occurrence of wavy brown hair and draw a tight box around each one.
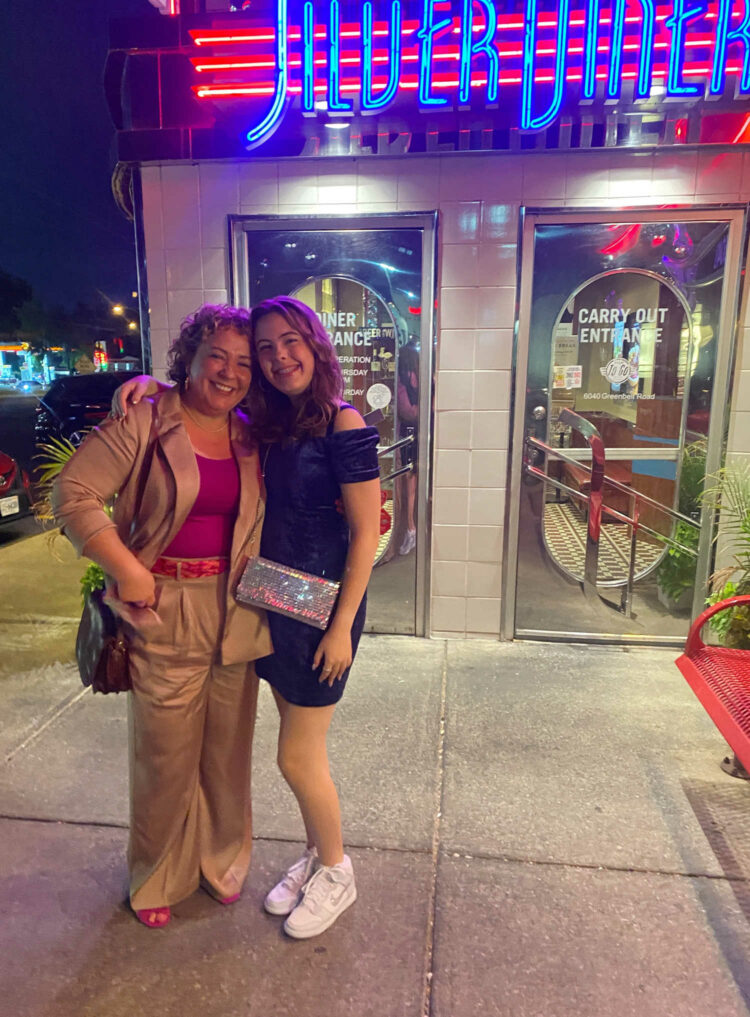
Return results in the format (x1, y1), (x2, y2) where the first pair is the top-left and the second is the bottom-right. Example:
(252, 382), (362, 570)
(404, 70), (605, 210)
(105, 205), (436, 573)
(247, 296), (344, 442)
(166, 304), (253, 389)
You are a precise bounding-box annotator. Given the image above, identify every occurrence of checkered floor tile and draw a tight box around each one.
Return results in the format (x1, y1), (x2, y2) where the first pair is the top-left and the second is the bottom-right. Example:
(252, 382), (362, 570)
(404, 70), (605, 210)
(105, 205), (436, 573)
(543, 501), (663, 585)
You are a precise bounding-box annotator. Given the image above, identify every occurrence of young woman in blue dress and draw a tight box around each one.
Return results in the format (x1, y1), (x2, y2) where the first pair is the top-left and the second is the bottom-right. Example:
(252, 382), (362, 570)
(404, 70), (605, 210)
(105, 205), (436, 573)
(115, 296), (381, 938)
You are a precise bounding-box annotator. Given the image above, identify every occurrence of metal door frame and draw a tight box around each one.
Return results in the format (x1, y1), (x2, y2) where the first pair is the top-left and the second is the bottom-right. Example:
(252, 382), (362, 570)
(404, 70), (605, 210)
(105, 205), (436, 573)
(502, 204), (748, 644)
(229, 212), (437, 637)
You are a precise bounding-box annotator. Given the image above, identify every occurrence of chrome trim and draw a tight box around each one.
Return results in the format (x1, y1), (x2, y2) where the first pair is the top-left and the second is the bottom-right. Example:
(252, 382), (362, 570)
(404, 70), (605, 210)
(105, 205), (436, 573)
(419, 213), (438, 637)
(515, 629), (685, 647)
(692, 208), (748, 619)
(501, 206), (534, 639)
(550, 447), (680, 461)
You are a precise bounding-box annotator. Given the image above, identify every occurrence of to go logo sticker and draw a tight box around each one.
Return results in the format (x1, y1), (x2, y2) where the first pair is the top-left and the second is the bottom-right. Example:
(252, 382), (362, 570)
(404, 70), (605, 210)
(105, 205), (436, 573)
(600, 358), (630, 384)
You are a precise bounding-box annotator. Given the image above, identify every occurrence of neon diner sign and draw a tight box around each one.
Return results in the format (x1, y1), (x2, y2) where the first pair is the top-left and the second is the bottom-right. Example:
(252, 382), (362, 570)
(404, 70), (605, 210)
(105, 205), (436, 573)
(188, 0), (750, 147)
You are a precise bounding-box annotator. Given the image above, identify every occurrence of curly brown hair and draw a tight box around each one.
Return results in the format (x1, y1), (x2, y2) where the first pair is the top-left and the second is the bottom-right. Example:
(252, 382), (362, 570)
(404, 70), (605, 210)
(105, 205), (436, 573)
(247, 296), (344, 442)
(166, 304), (253, 389)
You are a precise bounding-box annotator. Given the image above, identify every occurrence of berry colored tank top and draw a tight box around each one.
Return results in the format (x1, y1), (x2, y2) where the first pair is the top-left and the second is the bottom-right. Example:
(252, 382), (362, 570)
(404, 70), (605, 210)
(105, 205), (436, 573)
(162, 454), (240, 559)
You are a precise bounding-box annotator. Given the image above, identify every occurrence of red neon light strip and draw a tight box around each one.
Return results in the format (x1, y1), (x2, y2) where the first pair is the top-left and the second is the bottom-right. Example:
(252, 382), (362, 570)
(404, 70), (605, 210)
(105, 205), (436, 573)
(189, 2), (741, 45)
(192, 25), (721, 74)
(733, 114), (750, 144)
(192, 31), (720, 75)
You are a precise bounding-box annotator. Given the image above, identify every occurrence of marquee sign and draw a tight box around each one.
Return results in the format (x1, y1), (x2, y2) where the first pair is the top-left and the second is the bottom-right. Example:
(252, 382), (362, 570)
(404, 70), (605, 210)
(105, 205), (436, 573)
(105, 0), (750, 159)
(185, 0), (750, 147)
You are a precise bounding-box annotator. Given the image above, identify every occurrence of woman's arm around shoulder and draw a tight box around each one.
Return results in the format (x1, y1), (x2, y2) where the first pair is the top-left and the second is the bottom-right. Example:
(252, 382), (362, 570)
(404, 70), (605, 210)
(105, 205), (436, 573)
(112, 374), (171, 418)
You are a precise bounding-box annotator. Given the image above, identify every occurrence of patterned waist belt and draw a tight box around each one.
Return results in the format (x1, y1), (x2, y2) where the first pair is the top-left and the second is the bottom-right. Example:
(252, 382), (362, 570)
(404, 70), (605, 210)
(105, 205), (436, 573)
(151, 556), (230, 579)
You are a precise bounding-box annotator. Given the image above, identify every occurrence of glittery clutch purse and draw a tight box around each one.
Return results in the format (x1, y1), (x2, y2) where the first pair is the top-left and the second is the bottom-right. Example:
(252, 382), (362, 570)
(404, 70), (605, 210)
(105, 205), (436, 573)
(236, 556), (341, 630)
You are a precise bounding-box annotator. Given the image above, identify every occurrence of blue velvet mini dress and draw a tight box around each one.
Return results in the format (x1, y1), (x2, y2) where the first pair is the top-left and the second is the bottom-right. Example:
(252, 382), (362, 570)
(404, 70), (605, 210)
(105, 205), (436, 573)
(253, 415), (380, 707)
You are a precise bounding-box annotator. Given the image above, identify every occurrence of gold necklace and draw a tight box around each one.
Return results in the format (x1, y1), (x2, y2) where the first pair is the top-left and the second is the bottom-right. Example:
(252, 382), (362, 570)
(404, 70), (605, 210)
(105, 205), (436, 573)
(182, 402), (230, 434)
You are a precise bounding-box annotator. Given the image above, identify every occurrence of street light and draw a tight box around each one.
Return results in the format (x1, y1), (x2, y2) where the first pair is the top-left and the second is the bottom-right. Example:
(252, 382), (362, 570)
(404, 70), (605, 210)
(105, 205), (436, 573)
(128, 321), (138, 331)
(112, 304), (124, 315)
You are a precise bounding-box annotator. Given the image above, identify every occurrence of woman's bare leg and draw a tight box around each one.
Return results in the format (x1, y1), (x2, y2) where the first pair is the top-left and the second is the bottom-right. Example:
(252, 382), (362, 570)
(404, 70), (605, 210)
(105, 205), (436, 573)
(271, 687), (343, 867)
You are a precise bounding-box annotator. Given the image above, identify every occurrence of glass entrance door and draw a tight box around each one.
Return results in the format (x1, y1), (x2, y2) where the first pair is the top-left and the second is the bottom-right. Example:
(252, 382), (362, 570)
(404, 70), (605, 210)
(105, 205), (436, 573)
(505, 208), (746, 644)
(230, 213), (436, 635)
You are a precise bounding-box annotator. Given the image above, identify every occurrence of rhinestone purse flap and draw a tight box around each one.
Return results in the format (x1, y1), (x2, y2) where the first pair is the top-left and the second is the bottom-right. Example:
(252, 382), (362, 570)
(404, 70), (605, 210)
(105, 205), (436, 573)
(236, 556), (341, 630)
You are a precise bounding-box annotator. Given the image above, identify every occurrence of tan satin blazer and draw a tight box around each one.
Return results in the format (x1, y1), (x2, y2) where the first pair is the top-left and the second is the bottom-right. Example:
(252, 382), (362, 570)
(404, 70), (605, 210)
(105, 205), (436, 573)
(52, 387), (272, 665)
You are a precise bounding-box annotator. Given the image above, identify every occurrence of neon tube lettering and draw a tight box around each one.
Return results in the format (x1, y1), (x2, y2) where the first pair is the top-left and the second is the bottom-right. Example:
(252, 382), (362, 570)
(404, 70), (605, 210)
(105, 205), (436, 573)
(328, 0), (353, 111)
(245, 0), (288, 146)
(417, 0), (453, 107)
(362, 0), (402, 111)
(666, 0), (706, 96)
(302, 1), (315, 112)
(710, 0), (750, 94)
(522, 0), (569, 130)
(459, 0), (499, 106)
(582, 0), (600, 100)
(607, 0), (626, 97)
(607, 0), (655, 99)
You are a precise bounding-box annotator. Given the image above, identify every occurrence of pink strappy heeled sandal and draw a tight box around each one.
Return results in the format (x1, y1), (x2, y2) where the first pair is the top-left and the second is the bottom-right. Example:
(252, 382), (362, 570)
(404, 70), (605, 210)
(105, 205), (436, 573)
(135, 906), (171, 928)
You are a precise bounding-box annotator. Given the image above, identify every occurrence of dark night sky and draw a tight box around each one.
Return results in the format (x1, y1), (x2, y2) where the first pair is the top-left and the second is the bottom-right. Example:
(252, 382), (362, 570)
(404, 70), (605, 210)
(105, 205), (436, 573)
(0, 0), (156, 311)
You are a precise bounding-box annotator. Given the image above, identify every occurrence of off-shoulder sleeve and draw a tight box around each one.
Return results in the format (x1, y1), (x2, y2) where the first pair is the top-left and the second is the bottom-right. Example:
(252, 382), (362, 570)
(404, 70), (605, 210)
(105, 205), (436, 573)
(329, 426), (380, 485)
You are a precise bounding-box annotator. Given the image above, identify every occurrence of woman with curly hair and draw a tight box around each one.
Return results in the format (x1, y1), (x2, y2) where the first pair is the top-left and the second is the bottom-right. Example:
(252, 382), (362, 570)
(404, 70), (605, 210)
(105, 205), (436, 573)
(114, 295), (382, 939)
(53, 305), (272, 928)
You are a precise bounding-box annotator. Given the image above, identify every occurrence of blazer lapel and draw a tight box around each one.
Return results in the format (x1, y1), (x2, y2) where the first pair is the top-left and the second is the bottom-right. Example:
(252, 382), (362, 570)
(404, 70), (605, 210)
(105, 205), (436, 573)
(229, 419), (262, 572)
(155, 388), (201, 550)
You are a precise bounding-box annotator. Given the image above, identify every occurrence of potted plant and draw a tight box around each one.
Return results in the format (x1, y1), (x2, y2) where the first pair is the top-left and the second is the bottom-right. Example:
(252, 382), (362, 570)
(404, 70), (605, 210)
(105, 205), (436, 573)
(704, 458), (750, 650)
(33, 434), (105, 600)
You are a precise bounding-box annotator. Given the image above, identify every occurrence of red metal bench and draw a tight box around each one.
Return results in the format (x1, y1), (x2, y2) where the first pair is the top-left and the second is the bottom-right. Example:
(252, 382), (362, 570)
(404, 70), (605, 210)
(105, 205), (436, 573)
(676, 595), (750, 774)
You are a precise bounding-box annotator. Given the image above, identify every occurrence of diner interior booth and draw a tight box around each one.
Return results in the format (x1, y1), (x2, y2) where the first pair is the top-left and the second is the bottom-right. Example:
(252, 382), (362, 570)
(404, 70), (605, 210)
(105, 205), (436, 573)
(109, 0), (750, 644)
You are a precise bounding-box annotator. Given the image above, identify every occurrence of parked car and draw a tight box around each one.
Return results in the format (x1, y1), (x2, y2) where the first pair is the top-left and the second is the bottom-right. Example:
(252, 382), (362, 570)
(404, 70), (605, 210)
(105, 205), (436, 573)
(0, 449), (33, 526)
(34, 371), (140, 447)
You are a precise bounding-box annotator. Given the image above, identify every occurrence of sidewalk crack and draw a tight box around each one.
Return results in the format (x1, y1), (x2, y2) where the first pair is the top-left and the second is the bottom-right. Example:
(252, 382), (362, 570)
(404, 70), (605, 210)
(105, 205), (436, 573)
(3, 685), (88, 765)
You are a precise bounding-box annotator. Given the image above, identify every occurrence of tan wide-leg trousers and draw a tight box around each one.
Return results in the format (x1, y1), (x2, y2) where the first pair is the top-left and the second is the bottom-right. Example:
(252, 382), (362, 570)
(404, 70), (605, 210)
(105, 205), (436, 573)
(126, 571), (259, 911)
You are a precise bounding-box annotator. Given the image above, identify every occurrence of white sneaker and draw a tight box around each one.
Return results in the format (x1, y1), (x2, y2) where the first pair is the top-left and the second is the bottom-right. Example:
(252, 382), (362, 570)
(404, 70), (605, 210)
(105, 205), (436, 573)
(282, 854), (357, 939)
(399, 528), (416, 555)
(263, 847), (318, 916)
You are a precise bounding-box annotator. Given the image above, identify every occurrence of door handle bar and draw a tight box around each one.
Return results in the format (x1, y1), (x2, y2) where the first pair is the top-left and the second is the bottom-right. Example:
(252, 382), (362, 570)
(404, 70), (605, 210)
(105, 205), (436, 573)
(381, 464), (414, 483)
(556, 409), (604, 603)
(526, 436), (698, 529)
(377, 434), (414, 458)
(524, 464), (698, 556)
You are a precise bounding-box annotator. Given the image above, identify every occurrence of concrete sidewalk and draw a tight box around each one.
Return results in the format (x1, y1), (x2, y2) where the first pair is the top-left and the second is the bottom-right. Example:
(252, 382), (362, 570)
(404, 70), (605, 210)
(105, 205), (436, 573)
(2, 635), (750, 1017)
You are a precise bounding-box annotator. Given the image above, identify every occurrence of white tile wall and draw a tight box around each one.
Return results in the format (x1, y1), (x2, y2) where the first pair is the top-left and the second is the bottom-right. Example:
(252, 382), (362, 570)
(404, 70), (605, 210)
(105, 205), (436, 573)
(142, 148), (750, 637)
(239, 161), (279, 208)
